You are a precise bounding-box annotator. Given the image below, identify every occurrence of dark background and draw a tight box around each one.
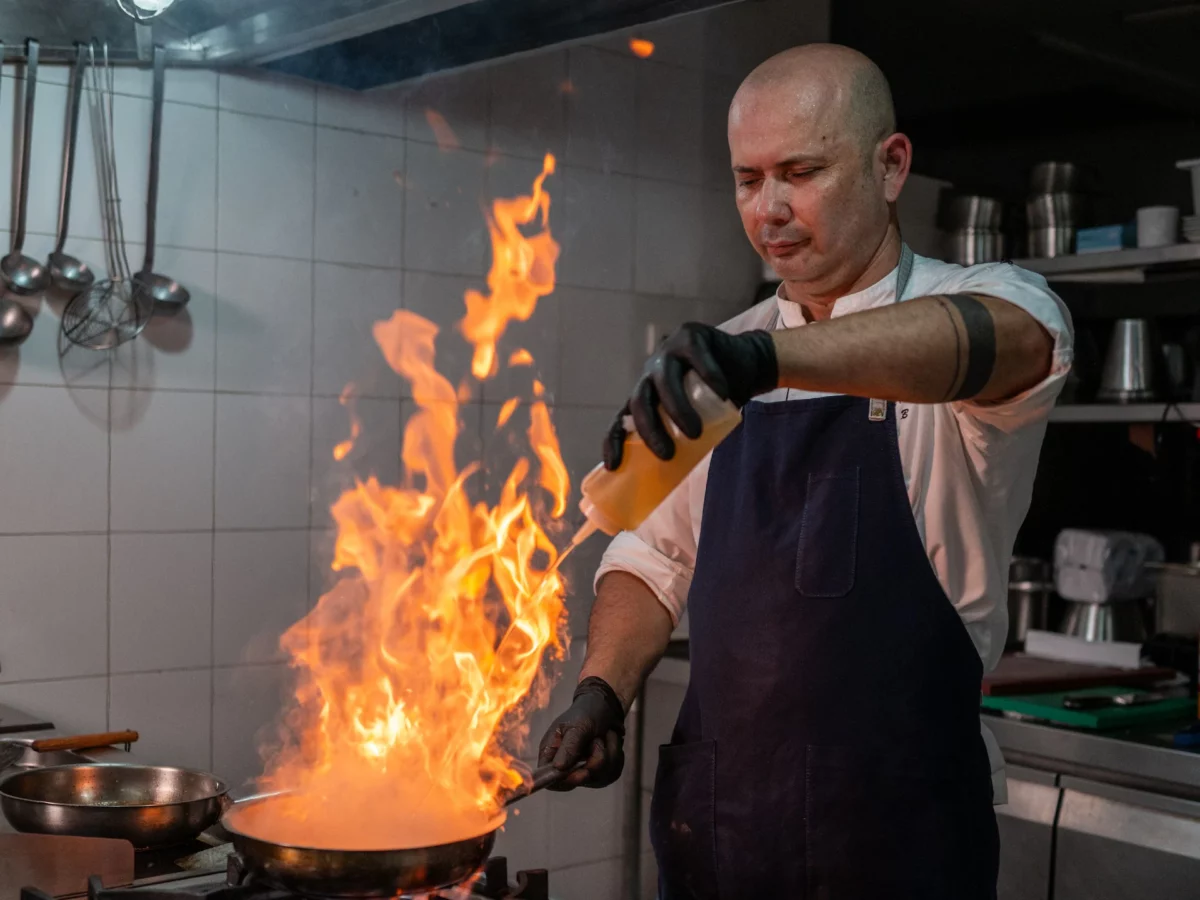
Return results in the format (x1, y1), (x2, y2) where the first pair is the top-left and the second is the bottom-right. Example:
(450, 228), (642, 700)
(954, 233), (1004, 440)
(833, 0), (1200, 559)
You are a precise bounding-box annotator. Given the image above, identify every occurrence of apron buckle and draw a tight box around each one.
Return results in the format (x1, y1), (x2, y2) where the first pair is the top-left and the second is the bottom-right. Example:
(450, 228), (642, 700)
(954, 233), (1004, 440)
(868, 398), (887, 421)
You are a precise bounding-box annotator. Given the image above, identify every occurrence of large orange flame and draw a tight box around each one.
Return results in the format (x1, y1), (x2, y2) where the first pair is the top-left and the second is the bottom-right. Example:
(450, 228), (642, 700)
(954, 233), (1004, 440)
(253, 155), (568, 852)
(460, 154), (558, 381)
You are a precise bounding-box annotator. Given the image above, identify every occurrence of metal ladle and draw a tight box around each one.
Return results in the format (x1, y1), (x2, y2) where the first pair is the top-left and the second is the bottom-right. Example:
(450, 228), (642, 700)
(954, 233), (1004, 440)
(0, 299), (34, 345)
(48, 44), (95, 296)
(0, 40), (35, 345)
(1, 39), (49, 296)
(132, 45), (189, 316)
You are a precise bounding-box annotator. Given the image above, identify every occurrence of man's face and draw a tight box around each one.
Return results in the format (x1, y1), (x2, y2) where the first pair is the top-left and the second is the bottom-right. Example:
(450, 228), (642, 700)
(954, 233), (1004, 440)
(729, 83), (891, 290)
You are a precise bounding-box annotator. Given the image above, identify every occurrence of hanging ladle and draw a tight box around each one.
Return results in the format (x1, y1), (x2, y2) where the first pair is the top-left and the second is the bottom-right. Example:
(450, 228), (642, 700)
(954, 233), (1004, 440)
(1, 39), (49, 296)
(48, 44), (95, 296)
(0, 40), (35, 345)
(132, 45), (189, 316)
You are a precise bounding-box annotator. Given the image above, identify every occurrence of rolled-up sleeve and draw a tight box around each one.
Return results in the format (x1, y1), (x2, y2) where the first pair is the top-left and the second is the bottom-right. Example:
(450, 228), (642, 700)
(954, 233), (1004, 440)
(591, 456), (707, 626)
(948, 263), (1074, 430)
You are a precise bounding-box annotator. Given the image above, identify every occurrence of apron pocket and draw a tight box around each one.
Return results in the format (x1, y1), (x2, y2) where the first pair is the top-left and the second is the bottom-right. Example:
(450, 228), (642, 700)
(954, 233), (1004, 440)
(795, 469), (859, 597)
(649, 739), (718, 900)
(805, 745), (998, 900)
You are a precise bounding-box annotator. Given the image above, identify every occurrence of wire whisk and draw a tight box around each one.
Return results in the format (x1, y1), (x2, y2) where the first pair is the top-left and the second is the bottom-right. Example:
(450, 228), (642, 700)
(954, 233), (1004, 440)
(61, 42), (153, 351)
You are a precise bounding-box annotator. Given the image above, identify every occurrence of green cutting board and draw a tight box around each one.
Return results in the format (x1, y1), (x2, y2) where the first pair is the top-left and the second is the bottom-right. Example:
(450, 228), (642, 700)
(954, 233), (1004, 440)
(981, 686), (1196, 729)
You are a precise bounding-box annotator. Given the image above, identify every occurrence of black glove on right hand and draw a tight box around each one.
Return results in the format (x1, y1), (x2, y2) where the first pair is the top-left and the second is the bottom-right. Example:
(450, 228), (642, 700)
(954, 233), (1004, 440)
(604, 322), (778, 470)
(537, 676), (626, 791)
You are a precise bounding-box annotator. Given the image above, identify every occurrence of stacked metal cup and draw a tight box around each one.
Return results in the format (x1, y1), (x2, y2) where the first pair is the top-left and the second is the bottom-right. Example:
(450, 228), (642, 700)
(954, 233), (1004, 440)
(1026, 162), (1088, 257)
(941, 194), (1006, 265)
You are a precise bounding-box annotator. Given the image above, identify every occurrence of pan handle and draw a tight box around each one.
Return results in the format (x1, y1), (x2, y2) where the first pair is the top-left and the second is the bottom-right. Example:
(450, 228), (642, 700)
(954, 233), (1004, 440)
(29, 730), (140, 752)
(503, 761), (588, 806)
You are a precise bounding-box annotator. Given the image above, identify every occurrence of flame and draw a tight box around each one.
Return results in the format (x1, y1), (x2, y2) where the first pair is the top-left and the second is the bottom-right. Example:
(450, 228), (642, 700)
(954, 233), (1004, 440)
(254, 156), (569, 853)
(333, 386), (360, 462)
(508, 348), (534, 367)
(529, 401), (568, 518)
(629, 37), (655, 58)
(460, 153), (558, 380)
(425, 109), (461, 151)
(495, 397), (521, 430)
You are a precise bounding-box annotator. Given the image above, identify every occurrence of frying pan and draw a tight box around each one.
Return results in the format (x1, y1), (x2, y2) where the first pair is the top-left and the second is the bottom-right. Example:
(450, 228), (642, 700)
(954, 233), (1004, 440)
(221, 764), (571, 897)
(0, 764), (228, 848)
(0, 730), (139, 772)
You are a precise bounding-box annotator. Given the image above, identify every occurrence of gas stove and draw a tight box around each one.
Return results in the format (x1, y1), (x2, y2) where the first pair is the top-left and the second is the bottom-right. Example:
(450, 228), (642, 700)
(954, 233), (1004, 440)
(19, 855), (548, 900)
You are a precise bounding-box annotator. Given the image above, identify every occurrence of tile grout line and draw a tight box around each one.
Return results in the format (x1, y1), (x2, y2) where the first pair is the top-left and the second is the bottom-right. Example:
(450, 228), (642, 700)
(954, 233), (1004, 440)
(105, 348), (114, 730)
(0, 660), (290, 689)
(629, 53), (644, 296)
(397, 99), (410, 510)
(209, 93), (221, 773)
(307, 103), (319, 636)
(0, 526), (319, 537)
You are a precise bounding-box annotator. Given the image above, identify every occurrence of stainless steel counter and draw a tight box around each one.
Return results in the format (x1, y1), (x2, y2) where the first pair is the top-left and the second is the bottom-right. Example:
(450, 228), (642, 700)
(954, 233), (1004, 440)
(985, 711), (1200, 800)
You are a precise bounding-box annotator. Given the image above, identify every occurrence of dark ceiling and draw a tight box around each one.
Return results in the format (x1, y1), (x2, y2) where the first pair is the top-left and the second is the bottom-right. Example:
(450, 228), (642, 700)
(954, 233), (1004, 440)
(834, 0), (1200, 216)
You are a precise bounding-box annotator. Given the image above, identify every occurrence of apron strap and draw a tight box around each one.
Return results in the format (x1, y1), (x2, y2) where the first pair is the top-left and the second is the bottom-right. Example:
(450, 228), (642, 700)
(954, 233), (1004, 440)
(895, 242), (915, 302)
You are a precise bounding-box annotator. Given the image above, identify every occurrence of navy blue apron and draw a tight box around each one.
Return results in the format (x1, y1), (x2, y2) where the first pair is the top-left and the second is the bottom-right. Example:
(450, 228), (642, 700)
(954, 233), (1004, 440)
(649, 246), (999, 899)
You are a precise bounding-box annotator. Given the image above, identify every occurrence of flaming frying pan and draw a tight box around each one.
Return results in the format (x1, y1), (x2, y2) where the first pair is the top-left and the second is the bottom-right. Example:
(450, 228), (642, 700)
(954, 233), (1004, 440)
(221, 763), (570, 897)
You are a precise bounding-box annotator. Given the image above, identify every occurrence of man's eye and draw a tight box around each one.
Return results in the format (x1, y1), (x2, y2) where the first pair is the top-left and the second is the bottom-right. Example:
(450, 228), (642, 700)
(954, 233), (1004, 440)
(790, 169), (815, 179)
(737, 178), (761, 188)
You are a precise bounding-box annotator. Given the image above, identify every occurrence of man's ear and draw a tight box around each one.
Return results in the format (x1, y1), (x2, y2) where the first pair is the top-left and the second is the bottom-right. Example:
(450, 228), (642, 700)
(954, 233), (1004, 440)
(880, 132), (912, 204)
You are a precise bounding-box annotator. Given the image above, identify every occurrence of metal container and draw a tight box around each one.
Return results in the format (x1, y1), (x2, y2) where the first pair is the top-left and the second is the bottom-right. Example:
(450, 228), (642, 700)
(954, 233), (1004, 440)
(1027, 226), (1075, 258)
(942, 194), (1004, 231)
(1061, 599), (1149, 643)
(1030, 161), (1084, 193)
(944, 229), (1006, 265)
(1008, 557), (1055, 650)
(221, 763), (571, 898)
(1097, 318), (1160, 402)
(0, 764), (228, 848)
(1026, 192), (1088, 228)
(1153, 559), (1200, 635)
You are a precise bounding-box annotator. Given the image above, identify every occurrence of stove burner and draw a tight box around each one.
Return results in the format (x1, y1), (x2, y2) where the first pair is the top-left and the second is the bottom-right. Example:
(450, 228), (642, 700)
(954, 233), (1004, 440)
(18, 856), (547, 900)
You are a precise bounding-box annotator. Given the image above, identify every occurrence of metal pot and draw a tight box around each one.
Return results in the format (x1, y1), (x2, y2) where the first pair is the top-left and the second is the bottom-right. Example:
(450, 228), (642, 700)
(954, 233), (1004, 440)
(1027, 226), (1075, 258)
(0, 764), (228, 848)
(1029, 161), (1084, 194)
(1007, 557), (1055, 650)
(1026, 192), (1088, 229)
(944, 229), (1006, 266)
(942, 194), (1004, 231)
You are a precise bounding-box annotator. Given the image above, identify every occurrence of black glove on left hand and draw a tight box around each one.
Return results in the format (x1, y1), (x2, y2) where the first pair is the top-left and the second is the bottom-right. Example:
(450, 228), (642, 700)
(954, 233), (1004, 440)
(605, 322), (778, 469)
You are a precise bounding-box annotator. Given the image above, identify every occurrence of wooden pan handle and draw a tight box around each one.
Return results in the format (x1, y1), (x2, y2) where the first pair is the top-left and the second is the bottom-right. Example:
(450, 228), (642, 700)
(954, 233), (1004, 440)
(30, 730), (140, 752)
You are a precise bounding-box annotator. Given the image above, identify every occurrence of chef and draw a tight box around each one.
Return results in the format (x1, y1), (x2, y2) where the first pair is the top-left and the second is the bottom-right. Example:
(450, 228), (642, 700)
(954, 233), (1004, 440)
(538, 43), (1072, 898)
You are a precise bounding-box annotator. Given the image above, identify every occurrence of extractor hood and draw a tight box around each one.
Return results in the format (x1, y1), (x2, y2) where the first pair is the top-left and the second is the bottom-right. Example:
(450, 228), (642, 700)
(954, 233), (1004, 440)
(1, 0), (737, 87)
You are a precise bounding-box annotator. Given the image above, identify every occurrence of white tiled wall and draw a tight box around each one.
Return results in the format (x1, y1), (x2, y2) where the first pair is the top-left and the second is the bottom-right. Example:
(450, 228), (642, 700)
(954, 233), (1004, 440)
(0, 1), (824, 896)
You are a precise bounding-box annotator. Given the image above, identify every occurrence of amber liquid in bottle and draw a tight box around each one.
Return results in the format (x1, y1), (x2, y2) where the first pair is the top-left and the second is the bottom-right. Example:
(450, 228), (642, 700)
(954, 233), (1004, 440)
(576, 372), (742, 537)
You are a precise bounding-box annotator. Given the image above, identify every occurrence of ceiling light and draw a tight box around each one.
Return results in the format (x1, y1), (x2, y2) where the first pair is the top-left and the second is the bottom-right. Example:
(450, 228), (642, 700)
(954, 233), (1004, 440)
(115, 0), (177, 21)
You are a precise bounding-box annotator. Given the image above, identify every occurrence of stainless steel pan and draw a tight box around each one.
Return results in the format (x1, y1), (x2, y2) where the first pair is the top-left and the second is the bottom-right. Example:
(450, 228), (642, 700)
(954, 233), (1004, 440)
(0, 764), (228, 848)
(221, 764), (569, 897)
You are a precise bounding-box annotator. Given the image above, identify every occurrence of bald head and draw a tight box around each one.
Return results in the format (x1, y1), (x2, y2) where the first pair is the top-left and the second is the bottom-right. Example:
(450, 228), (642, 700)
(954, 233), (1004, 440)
(725, 43), (911, 297)
(733, 44), (895, 154)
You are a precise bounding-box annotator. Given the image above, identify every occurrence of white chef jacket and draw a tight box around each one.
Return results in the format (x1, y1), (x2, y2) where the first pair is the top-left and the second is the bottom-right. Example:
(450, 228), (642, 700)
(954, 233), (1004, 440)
(594, 252), (1075, 804)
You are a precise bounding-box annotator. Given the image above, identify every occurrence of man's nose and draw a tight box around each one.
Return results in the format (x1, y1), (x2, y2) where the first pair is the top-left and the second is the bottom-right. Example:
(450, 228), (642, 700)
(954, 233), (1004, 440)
(755, 178), (790, 224)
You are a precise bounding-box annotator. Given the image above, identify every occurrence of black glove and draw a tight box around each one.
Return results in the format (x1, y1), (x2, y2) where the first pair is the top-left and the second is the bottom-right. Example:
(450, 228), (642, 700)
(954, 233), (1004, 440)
(537, 676), (626, 790)
(604, 323), (778, 469)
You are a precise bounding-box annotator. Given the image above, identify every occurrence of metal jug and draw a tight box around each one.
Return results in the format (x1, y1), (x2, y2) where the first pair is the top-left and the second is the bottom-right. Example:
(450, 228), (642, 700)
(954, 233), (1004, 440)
(1097, 319), (1160, 403)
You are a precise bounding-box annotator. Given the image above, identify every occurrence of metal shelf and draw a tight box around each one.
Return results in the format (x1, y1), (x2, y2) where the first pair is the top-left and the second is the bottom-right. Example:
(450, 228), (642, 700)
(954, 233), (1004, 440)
(1014, 243), (1200, 283)
(1049, 403), (1200, 423)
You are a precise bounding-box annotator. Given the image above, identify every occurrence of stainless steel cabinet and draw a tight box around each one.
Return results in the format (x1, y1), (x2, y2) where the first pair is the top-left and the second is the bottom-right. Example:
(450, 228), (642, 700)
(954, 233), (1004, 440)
(1054, 777), (1200, 900)
(996, 766), (1060, 900)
